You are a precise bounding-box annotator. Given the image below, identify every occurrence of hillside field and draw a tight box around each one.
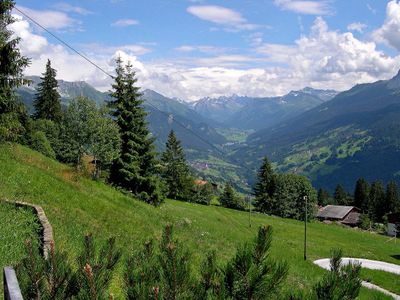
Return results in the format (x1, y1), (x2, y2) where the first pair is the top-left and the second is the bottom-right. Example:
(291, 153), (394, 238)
(0, 143), (399, 299)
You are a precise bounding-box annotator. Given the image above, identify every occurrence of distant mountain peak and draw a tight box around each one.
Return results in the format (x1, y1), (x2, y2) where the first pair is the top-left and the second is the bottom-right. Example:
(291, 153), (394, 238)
(387, 69), (400, 90)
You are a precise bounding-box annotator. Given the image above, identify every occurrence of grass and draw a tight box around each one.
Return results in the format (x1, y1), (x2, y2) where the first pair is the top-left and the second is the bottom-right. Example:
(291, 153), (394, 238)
(0, 143), (399, 299)
(0, 202), (40, 295)
(361, 268), (400, 296)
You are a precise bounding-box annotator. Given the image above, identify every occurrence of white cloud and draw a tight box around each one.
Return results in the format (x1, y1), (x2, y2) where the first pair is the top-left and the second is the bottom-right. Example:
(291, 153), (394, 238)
(9, 9), (400, 102)
(111, 19), (139, 27)
(15, 6), (79, 30)
(53, 3), (93, 15)
(187, 5), (258, 31)
(175, 45), (229, 54)
(256, 17), (400, 92)
(274, 0), (332, 15)
(373, 0), (400, 51)
(347, 22), (367, 33)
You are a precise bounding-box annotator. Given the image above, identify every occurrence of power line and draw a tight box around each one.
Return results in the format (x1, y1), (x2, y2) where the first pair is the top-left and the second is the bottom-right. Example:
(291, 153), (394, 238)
(15, 6), (257, 178)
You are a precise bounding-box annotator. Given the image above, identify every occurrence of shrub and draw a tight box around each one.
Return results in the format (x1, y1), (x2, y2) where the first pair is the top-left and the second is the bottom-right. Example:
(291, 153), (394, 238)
(29, 130), (56, 159)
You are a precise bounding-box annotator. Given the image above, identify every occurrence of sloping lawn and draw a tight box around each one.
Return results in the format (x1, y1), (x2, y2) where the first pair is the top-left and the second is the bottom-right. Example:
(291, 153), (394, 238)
(0, 143), (399, 299)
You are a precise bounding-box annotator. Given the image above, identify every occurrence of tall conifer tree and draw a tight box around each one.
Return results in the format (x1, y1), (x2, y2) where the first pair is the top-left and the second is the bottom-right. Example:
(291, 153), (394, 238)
(368, 180), (386, 222)
(34, 59), (62, 122)
(253, 156), (276, 212)
(354, 178), (370, 212)
(161, 130), (190, 199)
(386, 180), (399, 213)
(0, 0), (30, 142)
(109, 58), (164, 205)
(334, 184), (347, 205)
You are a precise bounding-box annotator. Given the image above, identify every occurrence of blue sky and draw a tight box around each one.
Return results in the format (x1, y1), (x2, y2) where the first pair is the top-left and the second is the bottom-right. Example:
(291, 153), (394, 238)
(11, 0), (400, 100)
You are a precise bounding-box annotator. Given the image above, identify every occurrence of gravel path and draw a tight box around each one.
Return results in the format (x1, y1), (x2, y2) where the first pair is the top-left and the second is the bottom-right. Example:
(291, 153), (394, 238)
(314, 258), (400, 300)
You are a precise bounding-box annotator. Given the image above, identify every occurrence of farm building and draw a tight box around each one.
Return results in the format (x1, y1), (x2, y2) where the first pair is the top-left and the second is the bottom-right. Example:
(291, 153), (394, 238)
(316, 205), (361, 227)
(387, 212), (400, 237)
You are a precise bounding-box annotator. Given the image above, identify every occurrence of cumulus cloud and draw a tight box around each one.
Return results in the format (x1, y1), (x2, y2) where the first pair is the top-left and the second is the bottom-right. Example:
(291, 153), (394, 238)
(273, 0), (332, 15)
(347, 22), (367, 33)
(256, 17), (400, 92)
(187, 5), (258, 31)
(10, 8), (400, 102)
(15, 6), (79, 30)
(373, 0), (400, 51)
(111, 18), (139, 27)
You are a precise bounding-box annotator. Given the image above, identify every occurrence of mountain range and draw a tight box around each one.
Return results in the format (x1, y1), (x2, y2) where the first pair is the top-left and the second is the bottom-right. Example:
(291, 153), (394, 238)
(17, 72), (400, 193)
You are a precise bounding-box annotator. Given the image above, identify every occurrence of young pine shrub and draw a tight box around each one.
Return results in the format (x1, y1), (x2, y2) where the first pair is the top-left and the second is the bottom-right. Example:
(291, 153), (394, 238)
(124, 240), (161, 299)
(313, 249), (361, 300)
(73, 234), (122, 299)
(17, 240), (73, 299)
(223, 225), (288, 300)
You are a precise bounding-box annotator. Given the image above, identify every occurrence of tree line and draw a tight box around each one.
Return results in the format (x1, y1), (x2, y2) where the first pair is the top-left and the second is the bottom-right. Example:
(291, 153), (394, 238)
(318, 179), (400, 223)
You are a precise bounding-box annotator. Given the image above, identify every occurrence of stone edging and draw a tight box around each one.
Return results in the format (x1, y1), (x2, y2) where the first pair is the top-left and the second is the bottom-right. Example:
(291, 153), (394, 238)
(4, 200), (54, 259)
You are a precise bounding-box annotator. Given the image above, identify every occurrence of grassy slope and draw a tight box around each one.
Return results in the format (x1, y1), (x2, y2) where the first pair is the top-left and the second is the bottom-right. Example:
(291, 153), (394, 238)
(0, 143), (399, 299)
(0, 202), (40, 295)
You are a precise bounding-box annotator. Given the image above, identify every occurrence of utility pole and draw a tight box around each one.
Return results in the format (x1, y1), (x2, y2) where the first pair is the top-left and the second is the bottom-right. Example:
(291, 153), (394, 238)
(304, 195), (308, 261)
(247, 196), (252, 228)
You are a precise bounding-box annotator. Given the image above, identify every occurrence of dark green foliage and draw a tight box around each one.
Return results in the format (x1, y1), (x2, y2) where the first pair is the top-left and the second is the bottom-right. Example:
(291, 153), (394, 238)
(108, 58), (164, 206)
(334, 184), (348, 205)
(317, 188), (331, 206)
(73, 235), (122, 299)
(159, 224), (193, 299)
(223, 225), (288, 299)
(17, 240), (73, 299)
(29, 130), (56, 159)
(219, 183), (245, 210)
(125, 240), (160, 300)
(354, 178), (370, 212)
(358, 214), (372, 230)
(386, 180), (399, 213)
(17, 235), (121, 299)
(0, 0), (30, 142)
(368, 180), (386, 222)
(313, 249), (361, 300)
(33, 60), (62, 122)
(270, 173), (316, 220)
(161, 130), (192, 200)
(196, 251), (224, 299)
(254, 157), (276, 213)
(191, 182), (214, 205)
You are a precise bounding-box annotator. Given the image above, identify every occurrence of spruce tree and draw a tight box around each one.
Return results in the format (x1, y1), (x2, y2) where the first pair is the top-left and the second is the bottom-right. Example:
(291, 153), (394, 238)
(354, 178), (370, 212)
(253, 157), (276, 212)
(161, 130), (191, 200)
(109, 58), (164, 205)
(0, 0), (30, 142)
(33, 59), (62, 122)
(386, 180), (399, 213)
(317, 188), (330, 206)
(219, 183), (241, 209)
(368, 180), (386, 222)
(334, 184), (347, 205)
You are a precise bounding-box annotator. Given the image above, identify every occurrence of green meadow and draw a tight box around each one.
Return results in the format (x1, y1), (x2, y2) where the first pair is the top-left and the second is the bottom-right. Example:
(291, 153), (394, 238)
(0, 143), (399, 299)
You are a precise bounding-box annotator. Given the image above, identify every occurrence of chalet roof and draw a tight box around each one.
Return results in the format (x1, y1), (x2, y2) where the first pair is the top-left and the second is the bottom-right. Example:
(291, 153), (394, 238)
(341, 211), (361, 225)
(317, 205), (358, 220)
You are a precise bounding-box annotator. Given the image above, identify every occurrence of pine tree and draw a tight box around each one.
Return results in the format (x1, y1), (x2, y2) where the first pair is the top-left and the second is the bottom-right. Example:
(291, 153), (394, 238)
(0, 0), (30, 142)
(317, 188), (330, 206)
(219, 183), (241, 209)
(386, 180), (399, 213)
(368, 180), (386, 222)
(334, 184), (347, 205)
(109, 58), (164, 205)
(161, 130), (191, 200)
(354, 178), (370, 212)
(253, 157), (276, 213)
(33, 59), (62, 122)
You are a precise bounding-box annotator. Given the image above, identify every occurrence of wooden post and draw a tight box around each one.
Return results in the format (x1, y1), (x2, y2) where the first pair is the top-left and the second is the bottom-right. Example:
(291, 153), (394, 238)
(304, 195), (308, 261)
